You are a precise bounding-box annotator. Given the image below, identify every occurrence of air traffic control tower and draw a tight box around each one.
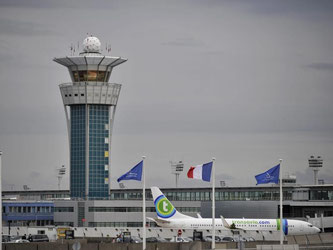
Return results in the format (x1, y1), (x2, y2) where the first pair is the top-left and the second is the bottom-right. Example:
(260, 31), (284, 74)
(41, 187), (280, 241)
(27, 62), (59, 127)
(54, 36), (127, 199)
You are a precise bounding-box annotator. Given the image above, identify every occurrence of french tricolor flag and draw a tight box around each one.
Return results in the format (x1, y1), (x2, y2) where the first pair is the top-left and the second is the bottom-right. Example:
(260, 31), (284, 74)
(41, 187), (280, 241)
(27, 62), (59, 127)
(187, 162), (213, 182)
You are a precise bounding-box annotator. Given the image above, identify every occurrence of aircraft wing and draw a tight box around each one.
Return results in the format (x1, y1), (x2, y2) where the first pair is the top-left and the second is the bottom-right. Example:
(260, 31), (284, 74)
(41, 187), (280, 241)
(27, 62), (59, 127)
(220, 216), (245, 231)
(221, 216), (231, 228)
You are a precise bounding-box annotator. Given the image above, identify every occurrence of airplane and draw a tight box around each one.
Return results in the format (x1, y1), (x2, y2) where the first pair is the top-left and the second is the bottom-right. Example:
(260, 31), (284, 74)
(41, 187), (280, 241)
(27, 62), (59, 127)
(148, 187), (320, 235)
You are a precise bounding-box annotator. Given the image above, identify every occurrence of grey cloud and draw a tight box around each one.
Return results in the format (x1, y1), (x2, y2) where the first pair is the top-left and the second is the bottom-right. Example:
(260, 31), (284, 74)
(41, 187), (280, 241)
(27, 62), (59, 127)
(0, 0), (82, 9)
(232, 0), (333, 17)
(1, 0), (333, 190)
(29, 171), (41, 179)
(0, 18), (54, 36)
(306, 63), (333, 71)
(295, 167), (333, 185)
(161, 37), (205, 47)
(0, 0), (135, 10)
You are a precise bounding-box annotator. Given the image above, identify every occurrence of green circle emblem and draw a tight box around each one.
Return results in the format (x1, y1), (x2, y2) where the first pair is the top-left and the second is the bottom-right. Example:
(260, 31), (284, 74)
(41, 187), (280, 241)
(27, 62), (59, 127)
(155, 196), (176, 218)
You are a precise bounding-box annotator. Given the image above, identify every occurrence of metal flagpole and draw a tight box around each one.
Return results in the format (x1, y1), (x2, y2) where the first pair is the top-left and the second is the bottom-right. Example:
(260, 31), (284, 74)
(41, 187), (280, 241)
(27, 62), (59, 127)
(0, 151), (2, 250)
(279, 159), (283, 245)
(212, 157), (216, 250)
(142, 156), (146, 250)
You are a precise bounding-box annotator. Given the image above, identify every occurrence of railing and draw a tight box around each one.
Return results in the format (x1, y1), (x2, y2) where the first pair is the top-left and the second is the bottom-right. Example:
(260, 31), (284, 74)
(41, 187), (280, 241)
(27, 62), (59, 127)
(59, 82), (120, 87)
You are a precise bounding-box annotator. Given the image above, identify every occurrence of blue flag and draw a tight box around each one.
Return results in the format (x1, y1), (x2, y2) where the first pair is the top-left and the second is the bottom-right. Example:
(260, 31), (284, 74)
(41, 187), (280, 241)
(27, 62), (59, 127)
(117, 161), (143, 182)
(255, 164), (280, 185)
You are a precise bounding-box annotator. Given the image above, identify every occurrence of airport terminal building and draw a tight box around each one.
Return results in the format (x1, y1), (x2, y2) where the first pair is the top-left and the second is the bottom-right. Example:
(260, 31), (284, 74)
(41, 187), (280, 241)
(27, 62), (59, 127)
(3, 184), (333, 232)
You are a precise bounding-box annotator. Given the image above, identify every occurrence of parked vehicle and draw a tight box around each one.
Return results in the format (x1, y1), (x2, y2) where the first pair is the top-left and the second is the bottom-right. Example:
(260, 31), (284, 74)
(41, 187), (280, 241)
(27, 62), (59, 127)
(2, 235), (11, 242)
(203, 235), (222, 242)
(130, 236), (142, 243)
(169, 236), (193, 242)
(232, 235), (247, 242)
(183, 237), (194, 242)
(57, 227), (70, 239)
(220, 236), (235, 242)
(9, 239), (30, 243)
(28, 234), (49, 242)
(146, 237), (168, 243)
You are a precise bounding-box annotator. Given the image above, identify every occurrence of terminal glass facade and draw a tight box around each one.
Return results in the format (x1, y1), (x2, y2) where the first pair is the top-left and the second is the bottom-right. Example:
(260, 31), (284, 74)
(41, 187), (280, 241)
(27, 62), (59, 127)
(109, 190), (294, 201)
(2, 202), (54, 227)
(88, 105), (109, 198)
(71, 105), (86, 198)
(70, 104), (110, 199)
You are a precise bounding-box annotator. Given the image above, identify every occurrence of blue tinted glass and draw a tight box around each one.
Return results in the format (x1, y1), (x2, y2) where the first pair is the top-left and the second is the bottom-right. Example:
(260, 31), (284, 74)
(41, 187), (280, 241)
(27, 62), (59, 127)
(88, 105), (109, 199)
(70, 105), (86, 198)
(70, 105), (110, 199)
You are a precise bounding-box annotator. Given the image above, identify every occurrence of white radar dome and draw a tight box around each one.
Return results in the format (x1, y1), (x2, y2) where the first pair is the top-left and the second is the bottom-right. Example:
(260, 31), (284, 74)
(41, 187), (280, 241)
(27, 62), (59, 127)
(82, 36), (101, 53)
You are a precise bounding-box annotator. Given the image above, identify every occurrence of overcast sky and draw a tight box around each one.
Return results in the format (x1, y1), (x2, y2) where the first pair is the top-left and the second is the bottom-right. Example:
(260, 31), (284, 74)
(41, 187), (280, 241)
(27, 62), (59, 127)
(0, 0), (333, 191)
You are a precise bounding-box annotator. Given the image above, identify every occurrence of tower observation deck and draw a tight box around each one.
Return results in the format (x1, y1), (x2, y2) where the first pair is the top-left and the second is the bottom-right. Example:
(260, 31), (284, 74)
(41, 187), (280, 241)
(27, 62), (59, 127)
(54, 36), (127, 199)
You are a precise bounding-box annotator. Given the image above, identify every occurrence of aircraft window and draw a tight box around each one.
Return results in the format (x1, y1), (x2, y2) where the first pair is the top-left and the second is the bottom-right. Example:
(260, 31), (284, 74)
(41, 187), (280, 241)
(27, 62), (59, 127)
(308, 225), (313, 227)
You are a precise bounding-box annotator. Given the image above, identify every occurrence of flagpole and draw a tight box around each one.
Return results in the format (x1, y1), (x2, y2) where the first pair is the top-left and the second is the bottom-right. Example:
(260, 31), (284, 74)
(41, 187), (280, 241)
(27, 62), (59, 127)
(0, 151), (3, 250)
(212, 157), (216, 250)
(279, 159), (283, 245)
(142, 156), (146, 250)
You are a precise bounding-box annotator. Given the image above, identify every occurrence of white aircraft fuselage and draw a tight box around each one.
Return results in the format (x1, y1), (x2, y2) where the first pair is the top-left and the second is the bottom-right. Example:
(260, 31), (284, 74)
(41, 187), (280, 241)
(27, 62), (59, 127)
(149, 187), (320, 236)
(153, 216), (320, 235)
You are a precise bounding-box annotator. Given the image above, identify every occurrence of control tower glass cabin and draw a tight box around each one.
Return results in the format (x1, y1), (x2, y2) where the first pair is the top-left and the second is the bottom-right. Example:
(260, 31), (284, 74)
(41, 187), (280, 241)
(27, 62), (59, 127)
(54, 37), (127, 199)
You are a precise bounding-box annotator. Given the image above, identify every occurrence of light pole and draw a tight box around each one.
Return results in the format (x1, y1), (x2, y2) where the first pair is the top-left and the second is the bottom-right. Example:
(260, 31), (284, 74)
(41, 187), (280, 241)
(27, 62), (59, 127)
(170, 161), (184, 188)
(57, 165), (66, 190)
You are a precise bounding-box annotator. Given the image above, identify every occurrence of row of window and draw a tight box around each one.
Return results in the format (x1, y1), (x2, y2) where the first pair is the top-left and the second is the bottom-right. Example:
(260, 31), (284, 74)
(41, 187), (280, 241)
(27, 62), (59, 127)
(51, 206), (201, 213)
(3, 206), (53, 214)
(54, 207), (74, 212)
(72, 70), (110, 82)
(4, 220), (54, 227)
(310, 190), (333, 200)
(88, 222), (155, 227)
(110, 191), (293, 201)
(64, 93), (118, 99)
(13, 189), (333, 202)
(71, 105), (87, 199)
(109, 190), (333, 201)
(190, 223), (278, 228)
(87, 206), (199, 213)
(88, 105), (109, 199)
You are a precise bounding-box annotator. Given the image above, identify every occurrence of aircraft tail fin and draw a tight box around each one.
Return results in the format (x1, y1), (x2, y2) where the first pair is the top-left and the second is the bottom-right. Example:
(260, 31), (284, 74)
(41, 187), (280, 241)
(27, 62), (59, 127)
(151, 187), (191, 220)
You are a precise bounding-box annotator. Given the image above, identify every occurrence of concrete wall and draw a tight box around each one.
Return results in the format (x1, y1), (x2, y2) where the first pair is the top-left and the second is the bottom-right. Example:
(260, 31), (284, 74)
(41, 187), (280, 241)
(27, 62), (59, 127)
(2, 234), (332, 250)
(53, 200), (78, 226)
(2, 226), (282, 241)
(309, 215), (333, 232)
(286, 232), (333, 245)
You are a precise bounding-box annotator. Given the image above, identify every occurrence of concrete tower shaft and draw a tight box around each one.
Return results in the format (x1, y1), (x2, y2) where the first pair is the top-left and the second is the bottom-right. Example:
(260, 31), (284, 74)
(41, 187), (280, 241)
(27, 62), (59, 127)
(54, 37), (127, 199)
